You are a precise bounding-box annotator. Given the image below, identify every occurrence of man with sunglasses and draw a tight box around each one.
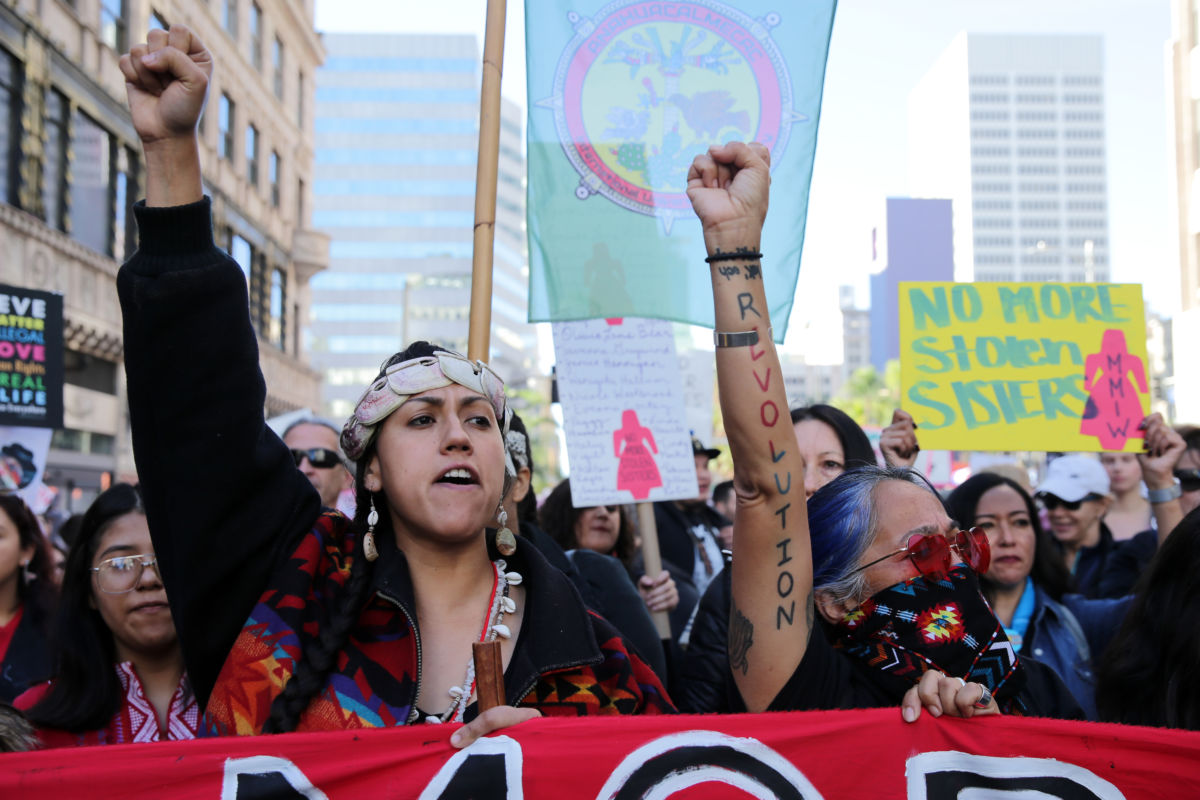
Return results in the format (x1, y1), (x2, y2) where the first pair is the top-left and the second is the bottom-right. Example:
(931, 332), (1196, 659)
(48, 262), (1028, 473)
(282, 417), (353, 511)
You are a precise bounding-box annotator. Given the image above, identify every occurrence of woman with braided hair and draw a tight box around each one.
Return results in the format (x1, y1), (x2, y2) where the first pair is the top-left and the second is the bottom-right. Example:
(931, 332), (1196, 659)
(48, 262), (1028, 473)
(116, 27), (671, 743)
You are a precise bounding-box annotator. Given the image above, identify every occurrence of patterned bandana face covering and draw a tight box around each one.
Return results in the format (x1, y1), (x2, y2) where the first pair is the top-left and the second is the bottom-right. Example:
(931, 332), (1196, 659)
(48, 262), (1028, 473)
(834, 564), (1028, 713)
(340, 351), (515, 481)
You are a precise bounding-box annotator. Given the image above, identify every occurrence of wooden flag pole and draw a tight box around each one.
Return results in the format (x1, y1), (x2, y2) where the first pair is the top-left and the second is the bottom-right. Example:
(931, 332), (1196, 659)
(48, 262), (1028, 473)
(636, 503), (673, 640)
(467, 0), (507, 363)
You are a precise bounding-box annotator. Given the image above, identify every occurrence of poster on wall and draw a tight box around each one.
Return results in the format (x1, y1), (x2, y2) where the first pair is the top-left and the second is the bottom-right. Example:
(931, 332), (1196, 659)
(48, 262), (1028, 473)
(0, 425), (54, 511)
(0, 284), (64, 430)
(899, 281), (1148, 452)
(552, 318), (698, 507)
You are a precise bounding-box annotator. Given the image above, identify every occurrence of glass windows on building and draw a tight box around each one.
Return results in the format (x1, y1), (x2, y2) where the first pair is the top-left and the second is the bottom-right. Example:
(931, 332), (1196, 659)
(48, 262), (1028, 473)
(297, 71), (305, 127)
(246, 123), (259, 187)
(273, 36), (284, 100)
(223, 0), (238, 39)
(269, 268), (286, 349)
(43, 90), (67, 230)
(69, 110), (114, 255)
(0, 49), (17, 206)
(100, 0), (127, 51)
(219, 93), (235, 160)
(250, 3), (263, 70)
(149, 9), (168, 33)
(270, 150), (280, 206)
(113, 146), (138, 260)
(231, 233), (252, 280)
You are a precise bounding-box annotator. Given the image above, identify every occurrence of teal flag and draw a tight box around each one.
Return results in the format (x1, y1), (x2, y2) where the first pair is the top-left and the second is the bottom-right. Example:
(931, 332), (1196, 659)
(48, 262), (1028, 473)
(525, 0), (836, 340)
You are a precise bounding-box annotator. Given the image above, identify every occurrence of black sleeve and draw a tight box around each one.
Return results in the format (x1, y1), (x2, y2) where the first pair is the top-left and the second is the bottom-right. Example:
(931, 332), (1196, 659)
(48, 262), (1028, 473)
(726, 626), (892, 712)
(118, 198), (321, 707)
(1019, 657), (1087, 720)
(1096, 530), (1156, 599)
(677, 565), (731, 713)
(567, 550), (668, 687)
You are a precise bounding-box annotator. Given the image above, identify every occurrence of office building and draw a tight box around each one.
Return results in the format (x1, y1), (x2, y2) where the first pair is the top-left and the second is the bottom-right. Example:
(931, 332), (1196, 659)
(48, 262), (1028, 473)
(311, 33), (534, 420)
(869, 198), (955, 371)
(0, 0), (325, 507)
(909, 34), (1110, 284)
(1169, 0), (1200, 311)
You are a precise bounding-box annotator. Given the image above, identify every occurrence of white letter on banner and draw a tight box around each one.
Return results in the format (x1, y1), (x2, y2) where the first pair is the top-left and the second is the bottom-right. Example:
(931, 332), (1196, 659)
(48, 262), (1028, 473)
(906, 751), (1125, 800)
(595, 730), (824, 800)
(221, 755), (329, 800)
(418, 735), (524, 800)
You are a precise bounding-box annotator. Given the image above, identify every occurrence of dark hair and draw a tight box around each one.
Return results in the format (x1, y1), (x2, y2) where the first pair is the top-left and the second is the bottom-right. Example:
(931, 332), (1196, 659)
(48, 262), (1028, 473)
(24, 484), (144, 732)
(0, 495), (56, 623)
(508, 412), (537, 526)
(712, 480), (735, 506)
(539, 478), (636, 566)
(945, 473), (1071, 602)
(265, 341), (441, 733)
(1179, 425), (1200, 455)
(789, 404), (877, 470)
(1095, 504), (1200, 729)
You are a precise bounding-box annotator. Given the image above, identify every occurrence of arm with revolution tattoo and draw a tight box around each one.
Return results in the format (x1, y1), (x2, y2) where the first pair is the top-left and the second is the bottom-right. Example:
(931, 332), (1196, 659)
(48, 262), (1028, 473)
(685, 143), (812, 711)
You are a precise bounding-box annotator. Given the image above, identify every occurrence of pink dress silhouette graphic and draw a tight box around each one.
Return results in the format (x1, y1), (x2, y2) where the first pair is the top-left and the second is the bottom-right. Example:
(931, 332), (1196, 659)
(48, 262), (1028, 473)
(614, 409), (662, 500)
(1080, 329), (1148, 450)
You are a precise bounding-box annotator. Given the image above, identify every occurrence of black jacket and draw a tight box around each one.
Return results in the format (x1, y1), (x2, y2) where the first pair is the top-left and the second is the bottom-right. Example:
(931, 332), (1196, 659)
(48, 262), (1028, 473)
(0, 606), (51, 704)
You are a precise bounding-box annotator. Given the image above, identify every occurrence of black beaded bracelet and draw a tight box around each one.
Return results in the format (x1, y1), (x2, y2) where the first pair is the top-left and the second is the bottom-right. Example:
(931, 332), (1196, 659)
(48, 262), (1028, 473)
(705, 250), (763, 263)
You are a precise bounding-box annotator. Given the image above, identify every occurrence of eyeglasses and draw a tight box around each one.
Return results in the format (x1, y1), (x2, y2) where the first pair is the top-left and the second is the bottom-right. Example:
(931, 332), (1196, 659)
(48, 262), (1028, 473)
(1036, 493), (1102, 511)
(1174, 468), (1200, 493)
(90, 554), (161, 594)
(849, 527), (990, 582)
(290, 448), (342, 469)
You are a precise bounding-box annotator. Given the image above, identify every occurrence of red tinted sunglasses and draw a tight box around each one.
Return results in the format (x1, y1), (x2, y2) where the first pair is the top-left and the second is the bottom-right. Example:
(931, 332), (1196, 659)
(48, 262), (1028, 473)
(850, 527), (991, 582)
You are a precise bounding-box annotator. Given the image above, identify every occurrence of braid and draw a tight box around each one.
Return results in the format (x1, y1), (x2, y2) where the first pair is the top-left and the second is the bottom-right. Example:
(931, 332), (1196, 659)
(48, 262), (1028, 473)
(264, 479), (381, 733)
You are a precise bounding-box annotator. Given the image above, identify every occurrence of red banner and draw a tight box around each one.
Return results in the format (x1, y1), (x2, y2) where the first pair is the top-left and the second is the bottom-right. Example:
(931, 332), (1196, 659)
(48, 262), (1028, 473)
(2, 709), (1198, 798)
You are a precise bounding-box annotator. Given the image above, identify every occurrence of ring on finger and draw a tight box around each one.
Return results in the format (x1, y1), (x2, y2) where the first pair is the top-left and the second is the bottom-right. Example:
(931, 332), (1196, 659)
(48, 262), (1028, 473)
(974, 684), (993, 709)
(954, 677), (966, 688)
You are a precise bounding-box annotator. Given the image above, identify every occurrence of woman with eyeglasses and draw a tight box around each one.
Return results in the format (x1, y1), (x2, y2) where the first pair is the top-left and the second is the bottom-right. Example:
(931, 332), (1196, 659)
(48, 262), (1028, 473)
(946, 473), (1131, 720)
(16, 484), (197, 747)
(686, 141), (1081, 720)
(0, 495), (55, 704)
(111, 27), (671, 745)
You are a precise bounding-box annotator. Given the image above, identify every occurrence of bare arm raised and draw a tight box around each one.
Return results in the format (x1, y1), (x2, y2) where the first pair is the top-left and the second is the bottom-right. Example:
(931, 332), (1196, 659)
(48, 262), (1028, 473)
(686, 142), (811, 711)
(118, 26), (209, 207)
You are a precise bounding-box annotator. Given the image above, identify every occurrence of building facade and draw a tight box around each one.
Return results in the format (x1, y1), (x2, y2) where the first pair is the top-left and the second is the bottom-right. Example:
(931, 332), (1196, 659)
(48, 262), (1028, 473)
(1170, 0), (1200, 312)
(908, 34), (1111, 285)
(310, 33), (534, 420)
(868, 197), (954, 372)
(0, 0), (325, 510)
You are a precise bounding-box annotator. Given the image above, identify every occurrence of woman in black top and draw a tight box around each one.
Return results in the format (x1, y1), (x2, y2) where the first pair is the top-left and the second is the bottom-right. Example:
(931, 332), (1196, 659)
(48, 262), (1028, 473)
(685, 141), (1079, 720)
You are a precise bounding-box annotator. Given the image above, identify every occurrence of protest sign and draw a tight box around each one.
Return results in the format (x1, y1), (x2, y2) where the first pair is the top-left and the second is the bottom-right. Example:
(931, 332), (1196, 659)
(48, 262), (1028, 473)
(3, 709), (1198, 798)
(525, 0), (836, 341)
(0, 425), (53, 509)
(552, 318), (697, 506)
(0, 284), (63, 429)
(899, 282), (1148, 452)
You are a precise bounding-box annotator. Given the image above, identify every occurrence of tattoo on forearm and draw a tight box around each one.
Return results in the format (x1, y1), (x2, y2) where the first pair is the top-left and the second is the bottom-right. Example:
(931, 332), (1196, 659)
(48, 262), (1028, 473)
(744, 263), (761, 280)
(718, 265), (741, 281)
(776, 538), (793, 566)
(737, 292), (762, 320)
(729, 603), (754, 676)
(774, 471), (791, 494)
(774, 502), (790, 529)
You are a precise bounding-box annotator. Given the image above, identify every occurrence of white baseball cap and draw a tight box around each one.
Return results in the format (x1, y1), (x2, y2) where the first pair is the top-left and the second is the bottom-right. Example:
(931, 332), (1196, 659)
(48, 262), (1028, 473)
(1035, 454), (1111, 502)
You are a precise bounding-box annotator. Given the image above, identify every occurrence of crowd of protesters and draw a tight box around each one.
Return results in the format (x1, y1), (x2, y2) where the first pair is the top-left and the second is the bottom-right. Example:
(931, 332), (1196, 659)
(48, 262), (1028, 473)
(2, 24), (1200, 752)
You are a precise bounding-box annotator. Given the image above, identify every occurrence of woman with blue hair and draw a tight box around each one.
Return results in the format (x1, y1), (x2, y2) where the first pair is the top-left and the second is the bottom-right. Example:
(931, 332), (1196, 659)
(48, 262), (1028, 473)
(685, 142), (1081, 719)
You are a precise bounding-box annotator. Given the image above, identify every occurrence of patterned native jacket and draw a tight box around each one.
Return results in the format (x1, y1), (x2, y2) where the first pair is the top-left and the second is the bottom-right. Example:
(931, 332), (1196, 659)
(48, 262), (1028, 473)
(116, 198), (672, 737)
(205, 512), (674, 734)
(17, 662), (200, 747)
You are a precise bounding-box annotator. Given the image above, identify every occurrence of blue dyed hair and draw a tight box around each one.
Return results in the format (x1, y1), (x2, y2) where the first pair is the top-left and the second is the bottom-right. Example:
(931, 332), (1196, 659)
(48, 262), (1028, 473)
(807, 465), (939, 604)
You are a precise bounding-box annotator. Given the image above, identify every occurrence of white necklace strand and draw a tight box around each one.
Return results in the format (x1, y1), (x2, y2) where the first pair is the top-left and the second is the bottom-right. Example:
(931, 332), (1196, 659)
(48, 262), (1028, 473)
(426, 559), (522, 724)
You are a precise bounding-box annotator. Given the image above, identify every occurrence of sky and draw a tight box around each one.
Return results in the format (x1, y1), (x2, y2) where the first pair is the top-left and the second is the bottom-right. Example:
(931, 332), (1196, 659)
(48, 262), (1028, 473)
(314, 0), (1177, 359)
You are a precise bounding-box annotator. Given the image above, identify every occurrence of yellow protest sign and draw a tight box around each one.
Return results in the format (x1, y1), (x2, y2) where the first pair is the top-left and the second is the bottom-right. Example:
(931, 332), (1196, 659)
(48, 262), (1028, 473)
(898, 282), (1149, 452)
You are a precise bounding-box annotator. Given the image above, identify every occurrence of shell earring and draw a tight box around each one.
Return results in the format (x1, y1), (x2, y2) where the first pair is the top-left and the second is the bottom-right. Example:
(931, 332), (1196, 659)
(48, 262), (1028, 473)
(494, 507), (517, 556)
(363, 497), (379, 562)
